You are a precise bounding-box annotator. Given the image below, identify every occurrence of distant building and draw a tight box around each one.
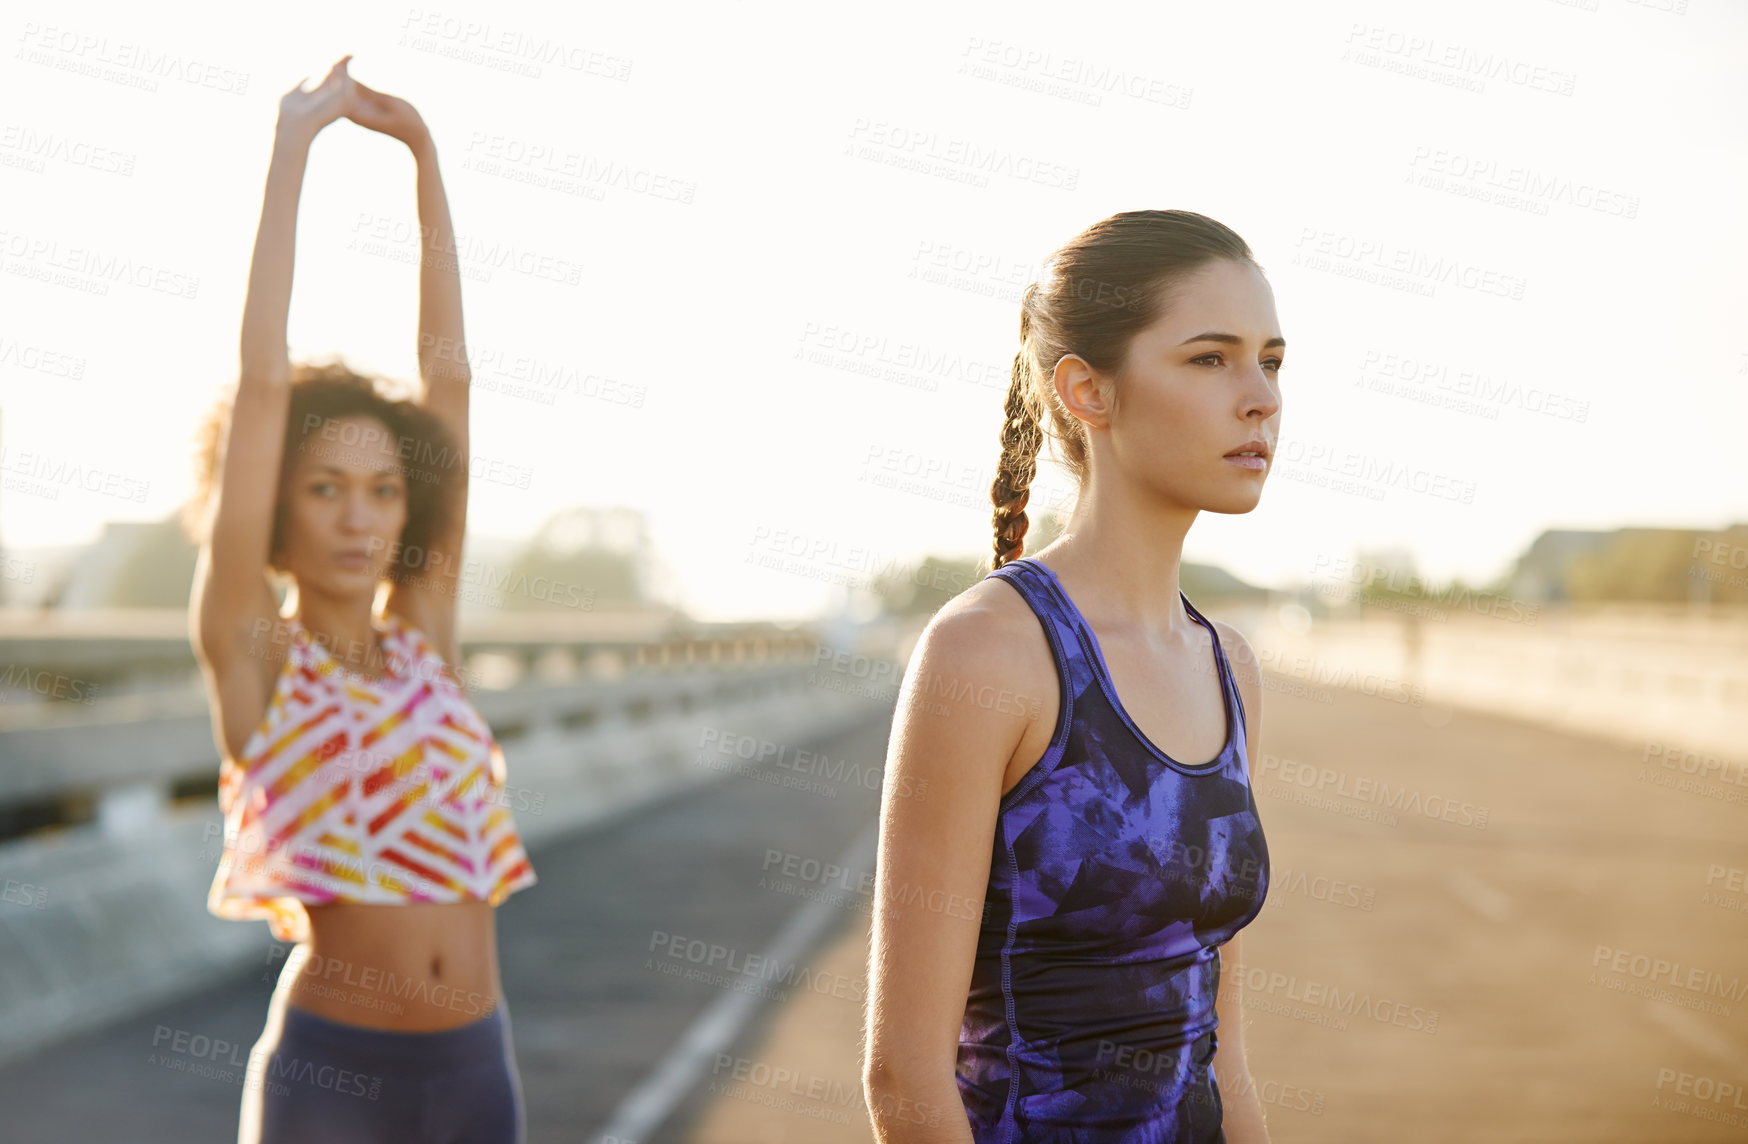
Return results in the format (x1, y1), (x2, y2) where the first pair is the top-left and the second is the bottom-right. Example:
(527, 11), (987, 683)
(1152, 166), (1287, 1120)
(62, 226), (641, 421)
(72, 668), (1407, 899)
(17, 519), (195, 609)
(1504, 529), (1617, 603)
(3, 506), (672, 614)
(1507, 524), (1748, 603)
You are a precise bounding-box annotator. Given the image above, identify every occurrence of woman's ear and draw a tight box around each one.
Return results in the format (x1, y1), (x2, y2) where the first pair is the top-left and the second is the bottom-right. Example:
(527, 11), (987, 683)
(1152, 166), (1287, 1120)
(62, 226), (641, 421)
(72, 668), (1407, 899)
(1053, 353), (1114, 431)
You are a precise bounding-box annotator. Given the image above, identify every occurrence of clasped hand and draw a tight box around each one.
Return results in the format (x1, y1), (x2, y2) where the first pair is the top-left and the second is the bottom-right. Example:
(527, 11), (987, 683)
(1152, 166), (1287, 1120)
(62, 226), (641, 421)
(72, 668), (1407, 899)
(277, 55), (430, 150)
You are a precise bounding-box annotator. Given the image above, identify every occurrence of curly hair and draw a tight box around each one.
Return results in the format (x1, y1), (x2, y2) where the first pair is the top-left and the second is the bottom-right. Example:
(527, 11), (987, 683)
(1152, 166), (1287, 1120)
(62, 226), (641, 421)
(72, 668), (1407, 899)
(181, 358), (464, 585)
(989, 209), (1259, 569)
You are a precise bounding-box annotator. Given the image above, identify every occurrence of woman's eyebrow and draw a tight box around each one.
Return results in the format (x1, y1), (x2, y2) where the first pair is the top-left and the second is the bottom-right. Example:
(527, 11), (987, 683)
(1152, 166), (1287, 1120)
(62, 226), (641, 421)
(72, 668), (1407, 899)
(1177, 331), (1287, 350)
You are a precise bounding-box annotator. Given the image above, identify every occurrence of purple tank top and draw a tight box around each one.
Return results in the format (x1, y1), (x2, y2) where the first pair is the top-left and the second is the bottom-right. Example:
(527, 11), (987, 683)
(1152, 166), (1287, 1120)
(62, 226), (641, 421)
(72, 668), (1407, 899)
(958, 556), (1270, 1143)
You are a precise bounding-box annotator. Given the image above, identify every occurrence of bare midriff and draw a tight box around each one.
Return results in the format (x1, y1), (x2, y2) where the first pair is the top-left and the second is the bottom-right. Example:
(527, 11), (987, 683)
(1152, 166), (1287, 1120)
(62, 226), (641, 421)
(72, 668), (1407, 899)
(269, 901), (503, 1032)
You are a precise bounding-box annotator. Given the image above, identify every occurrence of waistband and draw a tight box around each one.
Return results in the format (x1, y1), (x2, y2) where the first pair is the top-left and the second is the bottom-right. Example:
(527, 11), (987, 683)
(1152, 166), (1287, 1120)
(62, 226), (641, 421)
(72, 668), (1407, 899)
(274, 1000), (512, 1071)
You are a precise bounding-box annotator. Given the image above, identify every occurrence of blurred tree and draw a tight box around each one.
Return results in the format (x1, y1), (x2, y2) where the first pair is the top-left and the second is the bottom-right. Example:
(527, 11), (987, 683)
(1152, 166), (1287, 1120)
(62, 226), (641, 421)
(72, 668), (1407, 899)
(495, 507), (652, 611)
(1568, 526), (1748, 603)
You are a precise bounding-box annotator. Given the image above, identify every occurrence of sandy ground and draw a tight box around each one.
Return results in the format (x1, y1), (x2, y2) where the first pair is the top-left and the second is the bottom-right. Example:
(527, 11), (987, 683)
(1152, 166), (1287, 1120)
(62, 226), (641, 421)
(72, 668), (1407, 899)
(685, 679), (1748, 1143)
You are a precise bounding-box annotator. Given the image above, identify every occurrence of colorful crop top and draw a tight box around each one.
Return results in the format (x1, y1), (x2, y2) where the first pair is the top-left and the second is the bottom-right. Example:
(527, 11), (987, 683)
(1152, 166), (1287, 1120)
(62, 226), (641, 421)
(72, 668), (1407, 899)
(208, 609), (537, 942)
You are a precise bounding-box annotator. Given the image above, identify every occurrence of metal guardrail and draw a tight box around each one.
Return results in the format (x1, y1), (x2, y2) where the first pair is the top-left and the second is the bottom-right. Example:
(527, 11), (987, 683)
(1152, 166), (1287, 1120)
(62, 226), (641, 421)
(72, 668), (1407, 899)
(0, 663), (816, 805)
(0, 607), (840, 831)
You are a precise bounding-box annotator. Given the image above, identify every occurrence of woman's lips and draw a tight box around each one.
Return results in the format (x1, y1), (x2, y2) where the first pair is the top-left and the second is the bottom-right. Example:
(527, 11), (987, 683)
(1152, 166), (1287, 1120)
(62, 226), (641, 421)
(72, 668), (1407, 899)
(336, 553), (370, 570)
(1223, 454), (1267, 471)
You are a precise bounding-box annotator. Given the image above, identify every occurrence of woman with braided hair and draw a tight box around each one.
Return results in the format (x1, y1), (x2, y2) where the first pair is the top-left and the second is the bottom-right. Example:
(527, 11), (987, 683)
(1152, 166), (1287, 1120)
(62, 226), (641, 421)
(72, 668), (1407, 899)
(864, 210), (1281, 1143)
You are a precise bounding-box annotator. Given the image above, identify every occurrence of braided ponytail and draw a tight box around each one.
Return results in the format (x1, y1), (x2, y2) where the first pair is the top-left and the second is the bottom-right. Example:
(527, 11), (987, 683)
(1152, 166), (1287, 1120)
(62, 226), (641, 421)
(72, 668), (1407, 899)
(990, 287), (1044, 569)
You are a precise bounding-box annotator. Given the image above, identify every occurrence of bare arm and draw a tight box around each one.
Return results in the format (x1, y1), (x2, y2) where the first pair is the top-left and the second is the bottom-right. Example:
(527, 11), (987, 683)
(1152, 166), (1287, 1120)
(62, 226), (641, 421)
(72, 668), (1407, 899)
(412, 137), (472, 394)
(1211, 621), (1271, 1143)
(193, 58), (357, 671)
(863, 593), (1038, 1143)
(348, 80), (470, 660)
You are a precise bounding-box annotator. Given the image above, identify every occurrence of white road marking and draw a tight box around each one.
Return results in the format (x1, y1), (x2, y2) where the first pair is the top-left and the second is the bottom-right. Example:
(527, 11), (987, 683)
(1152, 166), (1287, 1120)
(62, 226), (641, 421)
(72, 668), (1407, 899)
(588, 821), (880, 1144)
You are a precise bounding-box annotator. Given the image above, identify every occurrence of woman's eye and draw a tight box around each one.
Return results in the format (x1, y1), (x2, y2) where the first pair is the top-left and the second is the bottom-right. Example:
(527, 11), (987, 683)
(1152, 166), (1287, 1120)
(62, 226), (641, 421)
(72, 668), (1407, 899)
(1194, 353), (1284, 372)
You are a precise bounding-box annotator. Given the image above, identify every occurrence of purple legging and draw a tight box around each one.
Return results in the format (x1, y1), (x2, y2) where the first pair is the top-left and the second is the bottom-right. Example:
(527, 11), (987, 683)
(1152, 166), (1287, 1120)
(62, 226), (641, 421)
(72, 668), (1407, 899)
(238, 1001), (524, 1143)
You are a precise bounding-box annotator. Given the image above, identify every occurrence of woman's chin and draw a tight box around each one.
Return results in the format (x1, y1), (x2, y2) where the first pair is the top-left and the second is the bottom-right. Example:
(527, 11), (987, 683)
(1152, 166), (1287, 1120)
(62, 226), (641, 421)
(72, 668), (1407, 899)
(1203, 487), (1267, 515)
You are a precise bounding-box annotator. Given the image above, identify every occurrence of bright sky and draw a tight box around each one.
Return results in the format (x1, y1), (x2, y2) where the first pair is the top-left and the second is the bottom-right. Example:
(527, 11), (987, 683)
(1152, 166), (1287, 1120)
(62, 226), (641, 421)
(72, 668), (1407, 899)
(1, 0), (1743, 622)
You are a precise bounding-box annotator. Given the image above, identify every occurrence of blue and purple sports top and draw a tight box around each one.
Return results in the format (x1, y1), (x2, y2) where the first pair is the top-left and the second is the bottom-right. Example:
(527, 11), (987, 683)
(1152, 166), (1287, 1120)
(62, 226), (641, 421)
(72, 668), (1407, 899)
(958, 556), (1271, 1144)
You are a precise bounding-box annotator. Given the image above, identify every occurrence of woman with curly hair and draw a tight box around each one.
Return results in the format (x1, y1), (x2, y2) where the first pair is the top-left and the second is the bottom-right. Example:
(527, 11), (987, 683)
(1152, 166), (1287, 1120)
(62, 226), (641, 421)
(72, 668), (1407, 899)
(185, 56), (536, 1143)
(863, 210), (1280, 1143)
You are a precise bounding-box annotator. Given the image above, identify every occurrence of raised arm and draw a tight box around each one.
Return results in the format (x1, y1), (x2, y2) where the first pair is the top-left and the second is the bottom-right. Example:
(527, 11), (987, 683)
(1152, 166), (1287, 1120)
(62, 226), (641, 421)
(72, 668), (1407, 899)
(346, 79), (471, 659)
(863, 589), (1045, 1143)
(192, 58), (357, 672)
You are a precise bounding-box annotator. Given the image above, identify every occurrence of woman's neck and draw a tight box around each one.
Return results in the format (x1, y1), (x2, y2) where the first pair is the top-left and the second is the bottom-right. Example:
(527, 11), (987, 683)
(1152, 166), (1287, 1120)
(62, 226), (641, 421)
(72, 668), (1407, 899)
(290, 591), (390, 678)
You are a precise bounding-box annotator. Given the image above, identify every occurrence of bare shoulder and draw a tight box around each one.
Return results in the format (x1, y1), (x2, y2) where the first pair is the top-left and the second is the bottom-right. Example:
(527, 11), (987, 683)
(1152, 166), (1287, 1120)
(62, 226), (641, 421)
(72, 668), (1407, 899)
(1210, 619), (1260, 689)
(1210, 618), (1263, 742)
(903, 572), (1055, 719)
(383, 583), (459, 669)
